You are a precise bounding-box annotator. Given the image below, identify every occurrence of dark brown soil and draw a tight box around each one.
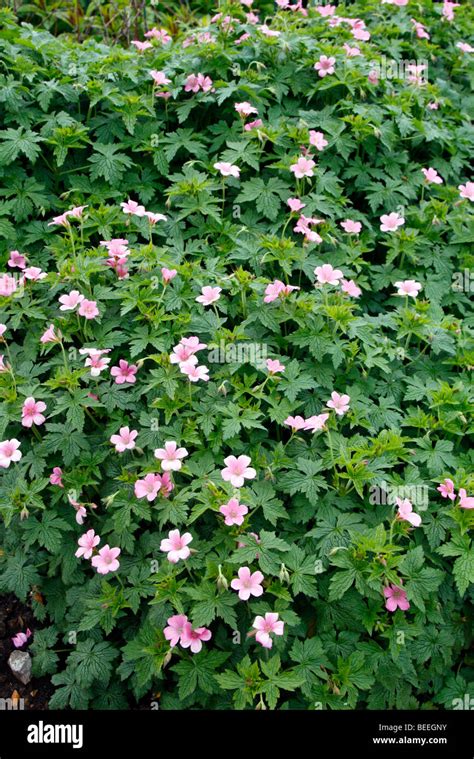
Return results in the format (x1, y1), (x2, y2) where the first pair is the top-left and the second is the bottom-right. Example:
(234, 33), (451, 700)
(0, 593), (54, 710)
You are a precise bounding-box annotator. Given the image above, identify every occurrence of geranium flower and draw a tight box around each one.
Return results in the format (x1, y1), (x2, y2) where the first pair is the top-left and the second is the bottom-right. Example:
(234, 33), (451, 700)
(380, 212), (405, 231)
(315, 264), (343, 285)
(231, 567), (264, 600)
(154, 441), (188, 471)
(150, 69), (171, 85)
(309, 130), (328, 150)
(164, 614), (189, 647)
(162, 268), (177, 283)
(235, 101), (258, 116)
(121, 199), (146, 216)
(287, 197), (305, 212)
(12, 629), (32, 648)
(49, 467), (64, 487)
(396, 497), (422, 527)
(82, 350), (111, 377)
(314, 55), (336, 77)
(110, 427), (138, 452)
(0, 439), (22, 468)
(394, 280), (422, 298)
(91, 545), (121, 574)
(264, 280), (299, 303)
(421, 167), (443, 184)
(458, 489), (474, 509)
(180, 361), (210, 382)
(214, 161), (240, 178)
(266, 359), (285, 374)
(131, 40), (153, 51)
(384, 584), (410, 612)
(221, 455), (256, 487)
(23, 267), (47, 282)
(160, 529), (193, 563)
(21, 397), (46, 427)
(135, 473), (163, 502)
(180, 622), (212, 653)
(41, 324), (59, 344)
(219, 497), (249, 526)
(75, 529), (100, 560)
(196, 286), (222, 305)
(290, 156), (315, 178)
(437, 478), (456, 501)
(111, 359), (138, 384)
(78, 299), (99, 320)
(326, 391), (350, 416)
(340, 219), (362, 234)
(458, 182), (474, 201)
(59, 291), (85, 311)
(252, 613), (284, 648)
(0, 274), (17, 297)
(341, 279), (362, 298)
(8, 250), (26, 269)
(284, 415), (307, 431)
(304, 413), (329, 431)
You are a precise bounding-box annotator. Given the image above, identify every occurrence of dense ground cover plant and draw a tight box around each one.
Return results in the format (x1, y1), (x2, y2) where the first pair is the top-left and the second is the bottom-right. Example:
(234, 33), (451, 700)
(0, 0), (473, 710)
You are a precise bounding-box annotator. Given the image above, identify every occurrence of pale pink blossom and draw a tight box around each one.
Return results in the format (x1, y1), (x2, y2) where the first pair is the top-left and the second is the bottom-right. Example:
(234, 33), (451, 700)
(327, 391), (350, 416)
(0, 439), (22, 468)
(160, 529), (193, 563)
(75, 529), (100, 560)
(21, 397), (46, 428)
(457, 42), (474, 53)
(12, 629), (32, 648)
(154, 441), (188, 471)
(380, 212), (405, 232)
(304, 413), (329, 431)
(23, 266), (47, 282)
(290, 156), (315, 178)
(78, 299), (99, 320)
(91, 545), (121, 574)
(214, 161), (240, 178)
(284, 415), (307, 432)
(235, 101), (258, 116)
(110, 427), (138, 452)
(394, 280), (422, 298)
(164, 614), (189, 647)
(145, 28), (172, 43)
(368, 70), (379, 85)
(384, 584), (410, 612)
(314, 55), (336, 77)
(162, 268), (177, 284)
(442, 1), (459, 22)
(287, 198), (305, 213)
(49, 466), (63, 487)
(458, 489), (474, 510)
(309, 130), (328, 151)
(315, 264), (343, 285)
(170, 338), (206, 366)
(121, 199), (146, 216)
(40, 324), (59, 344)
(134, 473), (163, 502)
(343, 44), (361, 57)
(59, 290), (84, 311)
(341, 279), (362, 298)
(244, 119), (263, 131)
(196, 286), (222, 306)
(340, 219), (362, 234)
(220, 497), (249, 526)
(252, 612), (284, 648)
(264, 280), (299, 303)
(8, 251), (26, 269)
(0, 274), (18, 297)
(259, 25), (281, 37)
(422, 167), (443, 184)
(396, 497), (422, 527)
(180, 361), (210, 382)
(111, 359), (138, 384)
(437, 478), (456, 501)
(458, 182), (474, 202)
(150, 69), (171, 86)
(411, 19), (430, 40)
(68, 205), (87, 219)
(47, 212), (70, 227)
(180, 622), (212, 654)
(83, 350), (111, 377)
(145, 211), (167, 225)
(221, 455), (256, 488)
(266, 359), (285, 374)
(131, 40), (153, 51)
(231, 567), (264, 600)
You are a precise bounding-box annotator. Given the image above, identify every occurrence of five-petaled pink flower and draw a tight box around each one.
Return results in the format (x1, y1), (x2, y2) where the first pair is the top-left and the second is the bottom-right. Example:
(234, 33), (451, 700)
(341, 279), (362, 298)
(264, 280), (300, 303)
(309, 130), (328, 150)
(162, 268), (177, 283)
(164, 614), (189, 647)
(304, 413), (329, 431)
(266, 359), (285, 374)
(284, 415), (307, 431)
(121, 199), (146, 216)
(41, 324), (59, 344)
(160, 529), (193, 563)
(196, 286), (222, 306)
(287, 197), (305, 213)
(458, 488), (474, 510)
(75, 529), (100, 560)
(384, 584), (410, 612)
(8, 250), (26, 269)
(59, 291), (86, 312)
(110, 427), (138, 452)
(252, 612), (284, 648)
(380, 212), (405, 232)
(421, 167), (443, 184)
(180, 622), (212, 653)
(235, 101), (258, 116)
(290, 156), (315, 178)
(0, 439), (22, 468)
(91, 545), (121, 574)
(315, 264), (343, 285)
(394, 280), (422, 298)
(221, 455), (256, 487)
(78, 299), (99, 320)
(22, 397), (46, 428)
(111, 360), (138, 384)
(231, 567), (264, 600)
(135, 473), (164, 501)
(180, 361), (210, 382)
(437, 478), (456, 501)
(220, 497), (249, 526)
(214, 161), (240, 178)
(12, 629), (32, 648)
(340, 219), (361, 234)
(396, 497), (422, 527)
(154, 441), (188, 471)
(50, 466), (63, 487)
(327, 391), (350, 416)
(314, 55), (336, 77)
(458, 182), (474, 201)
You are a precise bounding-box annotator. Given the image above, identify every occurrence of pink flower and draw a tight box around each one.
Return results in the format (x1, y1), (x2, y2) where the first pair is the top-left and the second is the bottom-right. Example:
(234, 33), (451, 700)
(180, 361), (210, 382)
(458, 489), (474, 510)
(394, 280), (422, 298)
(75, 529), (100, 560)
(110, 427), (138, 452)
(264, 280), (299, 303)
(145, 211), (167, 225)
(164, 614), (189, 647)
(458, 182), (474, 202)
(442, 1), (459, 22)
(48, 212), (70, 227)
(309, 130), (328, 151)
(40, 324), (59, 344)
(134, 473), (163, 502)
(21, 397), (46, 428)
(221, 455), (256, 488)
(8, 250), (26, 269)
(252, 613), (284, 648)
(457, 42), (474, 53)
(111, 359), (138, 385)
(59, 290), (84, 311)
(121, 199), (146, 216)
(78, 299), (99, 320)
(160, 529), (193, 563)
(196, 286), (222, 306)
(437, 478), (456, 501)
(421, 167), (443, 185)
(49, 466), (64, 487)
(244, 119), (263, 131)
(266, 359), (285, 374)
(82, 349), (111, 377)
(284, 415), (307, 431)
(384, 584), (410, 612)
(340, 219), (362, 234)
(427, 102), (439, 110)
(314, 55), (336, 77)
(396, 497), (422, 527)
(131, 40), (153, 51)
(368, 70), (379, 85)
(145, 28), (172, 43)
(100, 239), (129, 257)
(290, 156), (315, 178)
(214, 161), (240, 178)
(0, 439), (21, 468)
(315, 264), (343, 285)
(180, 622), (212, 654)
(380, 212), (405, 232)
(150, 69), (171, 86)
(220, 497), (249, 526)
(91, 545), (121, 574)
(154, 441), (188, 471)
(287, 197), (305, 213)
(235, 101), (258, 116)
(0, 274), (18, 297)
(68, 205), (87, 219)
(185, 73), (213, 93)
(304, 413), (329, 431)
(12, 629), (32, 648)
(231, 567), (264, 600)
(411, 19), (430, 40)
(162, 267), (177, 283)
(23, 266), (47, 282)
(327, 391), (350, 416)
(341, 279), (362, 298)
(343, 44), (361, 57)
